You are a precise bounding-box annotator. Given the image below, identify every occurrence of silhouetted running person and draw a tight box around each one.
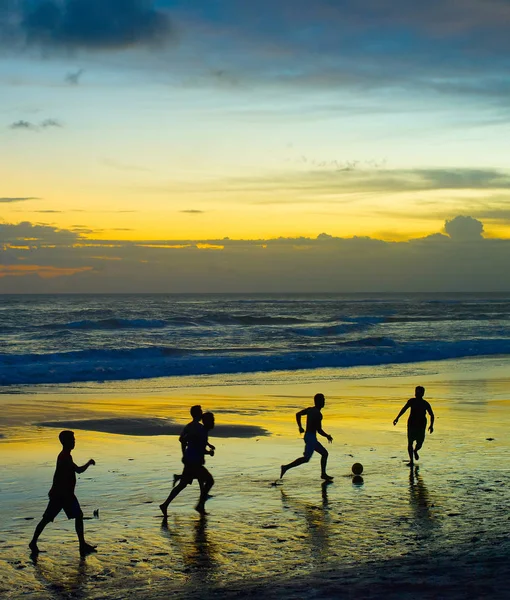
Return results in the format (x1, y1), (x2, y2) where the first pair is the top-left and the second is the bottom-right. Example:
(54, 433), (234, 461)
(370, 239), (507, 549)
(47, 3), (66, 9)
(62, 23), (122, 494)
(280, 393), (333, 481)
(393, 386), (435, 466)
(172, 413), (215, 489)
(29, 431), (96, 556)
(160, 411), (215, 516)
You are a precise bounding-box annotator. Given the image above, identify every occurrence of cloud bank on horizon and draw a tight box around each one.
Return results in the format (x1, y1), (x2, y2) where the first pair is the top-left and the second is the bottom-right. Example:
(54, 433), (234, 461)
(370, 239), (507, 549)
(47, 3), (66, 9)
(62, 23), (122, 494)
(1, 216), (509, 293)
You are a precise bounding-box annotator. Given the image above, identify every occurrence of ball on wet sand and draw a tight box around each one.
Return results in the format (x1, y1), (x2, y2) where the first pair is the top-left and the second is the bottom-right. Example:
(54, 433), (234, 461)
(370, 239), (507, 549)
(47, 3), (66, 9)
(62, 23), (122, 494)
(352, 462), (363, 475)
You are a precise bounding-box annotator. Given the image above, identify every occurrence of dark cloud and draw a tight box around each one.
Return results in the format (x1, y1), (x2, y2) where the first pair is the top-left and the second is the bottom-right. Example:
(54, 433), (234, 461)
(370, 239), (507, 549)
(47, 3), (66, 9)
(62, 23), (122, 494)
(0, 197), (39, 203)
(444, 216), (484, 241)
(180, 209), (205, 214)
(65, 67), (84, 84)
(1, 216), (510, 293)
(20, 0), (173, 52)
(0, 221), (81, 244)
(8, 118), (62, 131)
(9, 120), (37, 130)
(40, 118), (62, 128)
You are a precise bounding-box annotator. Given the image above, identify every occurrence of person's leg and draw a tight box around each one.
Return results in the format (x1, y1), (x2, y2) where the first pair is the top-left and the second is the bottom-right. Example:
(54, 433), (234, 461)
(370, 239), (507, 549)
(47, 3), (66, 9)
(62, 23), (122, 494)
(195, 469), (214, 514)
(414, 430), (425, 460)
(74, 516), (96, 555)
(407, 429), (415, 466)
(280, 456), (309, 478)
(315, 441), (333, 480)
(160, 480), (188, 517)
(29, 518), (51, 553)
(30, 499), (61, 553)
(281, 436), (314, 478)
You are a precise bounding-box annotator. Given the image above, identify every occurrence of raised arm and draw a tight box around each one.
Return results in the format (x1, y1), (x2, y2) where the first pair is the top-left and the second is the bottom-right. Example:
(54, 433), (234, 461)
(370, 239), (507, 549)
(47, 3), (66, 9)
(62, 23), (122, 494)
(75, 459), (95, 474)
(393, 401), (410, 426)
(427, 404), (435, 433)
(296, 408), (308, 434)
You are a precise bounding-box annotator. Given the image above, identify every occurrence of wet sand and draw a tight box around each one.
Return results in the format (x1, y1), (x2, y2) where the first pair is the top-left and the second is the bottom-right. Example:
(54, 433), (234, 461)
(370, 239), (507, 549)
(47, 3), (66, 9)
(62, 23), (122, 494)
(1, 357), (509, 599)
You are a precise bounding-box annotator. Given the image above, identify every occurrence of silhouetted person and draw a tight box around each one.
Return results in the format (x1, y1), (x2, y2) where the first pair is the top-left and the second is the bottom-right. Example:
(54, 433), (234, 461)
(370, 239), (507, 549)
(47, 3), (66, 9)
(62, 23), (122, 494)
(29, 430), (96, 556)
(280, 393), (333, 481)
(393, 386), (435, 466)
(172, 406), (215, 489)
(160, 411), (215, 517)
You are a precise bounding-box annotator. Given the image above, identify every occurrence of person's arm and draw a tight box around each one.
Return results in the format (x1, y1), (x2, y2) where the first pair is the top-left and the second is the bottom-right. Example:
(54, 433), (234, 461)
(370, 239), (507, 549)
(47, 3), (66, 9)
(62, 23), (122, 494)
(206, 442), (216, 451)
(179, 425), (189, 456)
(318, 427), (333, 443)
(74, 459), (95, 474)
(296, 408), (308, 434)
(427, 404), (435, 433)
(393, 401), (410, 426)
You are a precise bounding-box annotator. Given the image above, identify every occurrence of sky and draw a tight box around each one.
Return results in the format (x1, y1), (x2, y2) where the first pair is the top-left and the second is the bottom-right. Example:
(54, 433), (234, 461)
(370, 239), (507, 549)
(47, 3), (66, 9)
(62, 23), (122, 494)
(1, 0), (510, 292)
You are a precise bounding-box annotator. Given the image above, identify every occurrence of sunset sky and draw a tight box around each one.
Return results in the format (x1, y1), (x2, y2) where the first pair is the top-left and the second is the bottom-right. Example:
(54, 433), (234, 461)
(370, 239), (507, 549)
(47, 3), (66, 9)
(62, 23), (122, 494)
(1, 0), (510, 291)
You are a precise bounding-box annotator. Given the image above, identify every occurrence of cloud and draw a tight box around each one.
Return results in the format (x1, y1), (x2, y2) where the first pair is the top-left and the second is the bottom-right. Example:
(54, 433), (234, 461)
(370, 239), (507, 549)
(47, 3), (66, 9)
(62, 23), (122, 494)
(40, 118), (62, 128)
(147, 167), (510, 202)
(0, 264), (93, 278)
(0, 197), (39, 203)
(444, 216), (484, 241)
(0, 221), (81, 244)
(180, 209), (205, 214)
(8, 118), (62, 131)
(9, 120), (37, 130)
(19, 0), (173, 52)
(1, 216), (510, 292)
(65, 67), (84, 85)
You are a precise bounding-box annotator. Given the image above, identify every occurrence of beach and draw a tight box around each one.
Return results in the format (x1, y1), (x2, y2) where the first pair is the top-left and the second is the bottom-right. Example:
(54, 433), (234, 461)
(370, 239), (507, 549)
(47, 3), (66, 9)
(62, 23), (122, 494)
(1, 356), (509, 599)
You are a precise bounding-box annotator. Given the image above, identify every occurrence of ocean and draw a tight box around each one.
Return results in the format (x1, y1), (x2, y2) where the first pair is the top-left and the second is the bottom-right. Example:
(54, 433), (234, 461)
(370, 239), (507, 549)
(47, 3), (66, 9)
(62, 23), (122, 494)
(1, 292), (510, 387)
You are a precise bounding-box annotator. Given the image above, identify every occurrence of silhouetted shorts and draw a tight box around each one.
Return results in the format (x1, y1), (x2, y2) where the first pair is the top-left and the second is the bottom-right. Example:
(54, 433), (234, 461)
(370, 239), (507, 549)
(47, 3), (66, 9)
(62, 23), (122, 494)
(303, 432), (327, 460)
(43, 494), (83, 522)
(181, 462), (215, 487)
(407, 424), (426, 446)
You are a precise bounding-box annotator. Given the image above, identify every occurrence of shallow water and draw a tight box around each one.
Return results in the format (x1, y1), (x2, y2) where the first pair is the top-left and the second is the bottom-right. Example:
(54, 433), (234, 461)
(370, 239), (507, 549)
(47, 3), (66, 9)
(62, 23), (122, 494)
(0, 357), (509, 599)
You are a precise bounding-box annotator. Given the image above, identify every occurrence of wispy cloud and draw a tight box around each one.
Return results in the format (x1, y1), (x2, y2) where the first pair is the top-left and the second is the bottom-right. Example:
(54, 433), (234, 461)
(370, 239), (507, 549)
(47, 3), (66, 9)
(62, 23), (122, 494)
(65, 68), (85, 85)
(0, 197), (39, 203)
(8, 118), (62, 131)
(180, 209), (205, 214)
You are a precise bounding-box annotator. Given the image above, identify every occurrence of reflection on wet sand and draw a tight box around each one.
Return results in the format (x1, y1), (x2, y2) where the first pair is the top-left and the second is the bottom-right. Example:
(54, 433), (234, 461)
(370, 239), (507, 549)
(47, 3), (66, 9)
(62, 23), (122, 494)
(161, 514), (217, 587)
(409, 467), (437, 538)
(31, 554), (89, 599)
(281, 482), (332, 565)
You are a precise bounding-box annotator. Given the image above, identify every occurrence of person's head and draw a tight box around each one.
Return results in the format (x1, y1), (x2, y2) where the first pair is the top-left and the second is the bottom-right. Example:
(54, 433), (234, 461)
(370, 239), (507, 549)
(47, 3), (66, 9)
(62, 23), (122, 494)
(190, 405), (203, 420)
(314, 393), (325, 408)
(202, 412), (215, 431)
(415, 386), (425, 398)
(59, 430), (75, 450)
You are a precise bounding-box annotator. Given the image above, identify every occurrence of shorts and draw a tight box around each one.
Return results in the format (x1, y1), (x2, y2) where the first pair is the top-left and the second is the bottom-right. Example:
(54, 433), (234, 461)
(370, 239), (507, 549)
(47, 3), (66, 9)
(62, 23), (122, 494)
(407, 424), (426, 446)
(303, 432), (327, 460)
(43, 494), (83, 522)
(181, 463), (207, 486)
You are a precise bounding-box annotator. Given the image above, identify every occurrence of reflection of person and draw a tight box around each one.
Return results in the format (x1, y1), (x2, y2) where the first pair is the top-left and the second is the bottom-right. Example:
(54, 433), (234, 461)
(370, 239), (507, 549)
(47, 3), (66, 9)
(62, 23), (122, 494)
(409, 466), (435, 535)
(280, 483), (331, 565)
(29, 431), (96, 556)
(280, 393), (333, 481)
(393, 386), (435, 466)
(160, 411), (215, 517)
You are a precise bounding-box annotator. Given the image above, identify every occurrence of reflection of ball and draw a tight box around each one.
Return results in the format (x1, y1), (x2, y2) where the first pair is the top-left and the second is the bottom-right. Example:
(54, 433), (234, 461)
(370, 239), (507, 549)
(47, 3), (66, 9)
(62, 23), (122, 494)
(352, 463), (363, 475)
(352, 475), (364, 485)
